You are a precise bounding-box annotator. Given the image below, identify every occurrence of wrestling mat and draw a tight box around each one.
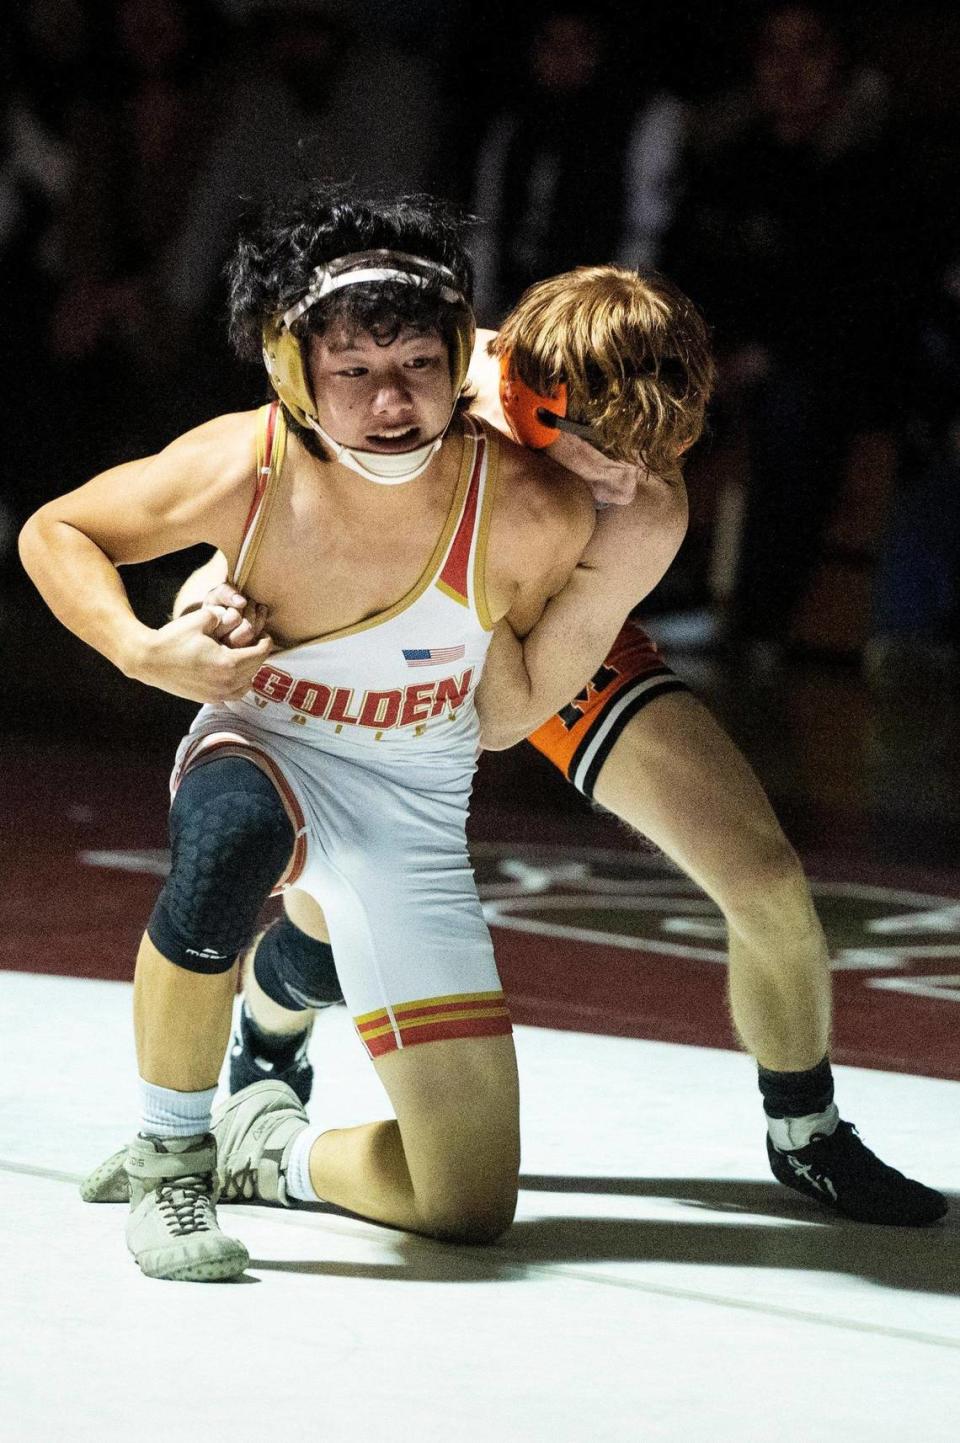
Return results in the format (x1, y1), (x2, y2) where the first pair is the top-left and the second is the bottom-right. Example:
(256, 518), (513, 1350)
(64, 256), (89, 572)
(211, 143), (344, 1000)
(3, 743), (958, 1080)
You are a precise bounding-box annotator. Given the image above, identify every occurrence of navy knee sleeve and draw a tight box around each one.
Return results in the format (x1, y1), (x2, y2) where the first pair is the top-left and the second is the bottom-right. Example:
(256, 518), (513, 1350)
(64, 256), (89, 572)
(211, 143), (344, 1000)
(252, 915), (343, 1010)
(148, 757), (295, 974)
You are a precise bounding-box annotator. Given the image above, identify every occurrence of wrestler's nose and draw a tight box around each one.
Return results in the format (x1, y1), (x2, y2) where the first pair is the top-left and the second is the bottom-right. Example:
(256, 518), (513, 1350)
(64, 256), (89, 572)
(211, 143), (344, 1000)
(372, 370), (414, 415)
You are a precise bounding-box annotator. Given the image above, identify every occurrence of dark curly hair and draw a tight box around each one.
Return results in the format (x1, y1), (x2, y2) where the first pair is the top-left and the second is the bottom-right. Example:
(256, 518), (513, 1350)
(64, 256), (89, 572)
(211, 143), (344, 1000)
(226, 183), (474, 363)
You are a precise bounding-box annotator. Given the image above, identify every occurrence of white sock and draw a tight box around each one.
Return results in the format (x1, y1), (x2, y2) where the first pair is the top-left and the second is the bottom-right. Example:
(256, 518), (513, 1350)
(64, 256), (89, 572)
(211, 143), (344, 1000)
(767, 1102), (840, 1151)
(138, 1079), (217, 1138)
(284, 1125), (327, 1203)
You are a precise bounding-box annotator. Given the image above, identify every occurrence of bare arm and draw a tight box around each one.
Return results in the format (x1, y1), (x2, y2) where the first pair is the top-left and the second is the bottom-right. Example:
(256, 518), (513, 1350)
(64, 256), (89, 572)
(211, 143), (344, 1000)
(476, 472), (687, 749)
(573, 469), (688, 613)
(18, 415), (274, 701)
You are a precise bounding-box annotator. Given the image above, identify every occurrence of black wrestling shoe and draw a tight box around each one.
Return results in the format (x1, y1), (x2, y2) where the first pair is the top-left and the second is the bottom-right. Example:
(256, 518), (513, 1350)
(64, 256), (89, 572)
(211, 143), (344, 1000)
(767, 1120), (947, 1226)
(229, 1005), (314, 1105)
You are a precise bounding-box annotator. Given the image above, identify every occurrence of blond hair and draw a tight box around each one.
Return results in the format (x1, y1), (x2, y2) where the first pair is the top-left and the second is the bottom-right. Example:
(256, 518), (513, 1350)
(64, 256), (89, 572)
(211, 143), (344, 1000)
(492, 265), (715, 477)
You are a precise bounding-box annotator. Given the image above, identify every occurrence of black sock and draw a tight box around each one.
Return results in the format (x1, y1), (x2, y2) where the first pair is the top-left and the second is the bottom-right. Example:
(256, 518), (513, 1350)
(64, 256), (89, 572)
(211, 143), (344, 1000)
(758, 1055), (834, 1120)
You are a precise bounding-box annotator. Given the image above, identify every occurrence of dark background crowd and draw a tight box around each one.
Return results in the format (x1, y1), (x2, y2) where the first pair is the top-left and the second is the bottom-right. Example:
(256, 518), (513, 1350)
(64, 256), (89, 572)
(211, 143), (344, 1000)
(4, 0), (960, 740)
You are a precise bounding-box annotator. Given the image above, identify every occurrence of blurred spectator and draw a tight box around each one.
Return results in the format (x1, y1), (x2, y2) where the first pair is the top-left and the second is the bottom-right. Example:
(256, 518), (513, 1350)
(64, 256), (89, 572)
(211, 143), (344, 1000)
(157, 0), (442, 413)
(218, 0), (465, 55)
(1, 1), (90, 525)
(868, 253), (960, 681)
(49, 0), (224, 465)
(470, 5), (686, 323)
(665, 2), (914, 662)
(1, 2), (84, 307)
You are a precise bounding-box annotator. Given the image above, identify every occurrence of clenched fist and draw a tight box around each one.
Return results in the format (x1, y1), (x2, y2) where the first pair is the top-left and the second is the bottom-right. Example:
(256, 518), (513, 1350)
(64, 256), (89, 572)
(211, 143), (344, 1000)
(199, 583), (270, 650)
(131, 605), (274, 703)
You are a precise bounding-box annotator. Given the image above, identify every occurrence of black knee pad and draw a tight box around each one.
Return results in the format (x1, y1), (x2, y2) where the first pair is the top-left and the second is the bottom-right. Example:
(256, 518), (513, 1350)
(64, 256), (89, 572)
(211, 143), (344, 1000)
(252, 914), (343, 1010)
(148, 756), (295, 974)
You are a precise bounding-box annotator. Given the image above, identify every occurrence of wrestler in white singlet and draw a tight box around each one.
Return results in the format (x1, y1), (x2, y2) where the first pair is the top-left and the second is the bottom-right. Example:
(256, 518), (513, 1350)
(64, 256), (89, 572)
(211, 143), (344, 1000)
(171, 405), (511, 1058)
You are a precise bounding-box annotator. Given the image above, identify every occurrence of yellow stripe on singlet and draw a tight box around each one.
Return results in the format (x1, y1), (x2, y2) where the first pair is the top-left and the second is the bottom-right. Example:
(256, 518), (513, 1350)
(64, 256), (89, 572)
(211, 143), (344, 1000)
(470, 418), (499, 632)
(234, 404), (287, 593)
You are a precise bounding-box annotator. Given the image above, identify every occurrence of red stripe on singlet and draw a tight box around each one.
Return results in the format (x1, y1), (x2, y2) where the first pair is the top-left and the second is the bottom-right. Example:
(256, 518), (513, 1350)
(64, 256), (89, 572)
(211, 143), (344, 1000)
(436, 429), (485, 605)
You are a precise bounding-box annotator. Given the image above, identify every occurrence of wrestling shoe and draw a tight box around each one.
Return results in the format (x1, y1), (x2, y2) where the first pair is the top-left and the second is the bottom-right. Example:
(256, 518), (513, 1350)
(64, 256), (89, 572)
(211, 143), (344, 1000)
(79, 1022), (313, 1203)
(229, 1004), (314, 1105)
(125, 1132), (249, 1282)
(80, 1146), (129, 1203)
(767, 1120), (948, 1226)
(213, 1079), (309, 1206)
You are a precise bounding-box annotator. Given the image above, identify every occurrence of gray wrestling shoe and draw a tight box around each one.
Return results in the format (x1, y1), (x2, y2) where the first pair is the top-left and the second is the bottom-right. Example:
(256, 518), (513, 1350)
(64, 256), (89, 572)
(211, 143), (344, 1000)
(213, 1080), (309, 1206)
(125, 1132), (249, 1282)
(80, 1146), (129, 1203)
(80, 1077), (312, 1207)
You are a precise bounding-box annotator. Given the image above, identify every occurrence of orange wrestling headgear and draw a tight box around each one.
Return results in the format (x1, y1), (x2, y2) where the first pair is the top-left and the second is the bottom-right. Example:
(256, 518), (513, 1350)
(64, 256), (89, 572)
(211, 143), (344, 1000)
(498, 353), (598, 450)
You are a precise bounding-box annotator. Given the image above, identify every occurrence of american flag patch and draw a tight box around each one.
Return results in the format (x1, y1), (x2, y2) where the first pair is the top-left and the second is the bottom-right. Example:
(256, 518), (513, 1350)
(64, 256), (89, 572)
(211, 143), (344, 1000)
(402, 646), (466, 667)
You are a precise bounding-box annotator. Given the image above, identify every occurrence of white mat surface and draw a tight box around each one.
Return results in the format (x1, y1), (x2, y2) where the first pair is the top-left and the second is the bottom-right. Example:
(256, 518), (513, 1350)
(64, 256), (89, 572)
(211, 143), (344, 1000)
(2, 970), (959, 1443)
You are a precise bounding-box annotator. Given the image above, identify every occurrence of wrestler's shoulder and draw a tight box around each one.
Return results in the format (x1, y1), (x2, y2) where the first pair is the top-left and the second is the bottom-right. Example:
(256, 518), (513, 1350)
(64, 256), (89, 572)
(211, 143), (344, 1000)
(150, 409), (262, 497)
(485, 421), (594, 540)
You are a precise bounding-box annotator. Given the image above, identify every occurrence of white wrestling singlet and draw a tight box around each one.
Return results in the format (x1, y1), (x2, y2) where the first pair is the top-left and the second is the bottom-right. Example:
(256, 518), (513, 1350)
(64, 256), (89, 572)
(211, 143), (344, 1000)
(172, 405), (512, 1058)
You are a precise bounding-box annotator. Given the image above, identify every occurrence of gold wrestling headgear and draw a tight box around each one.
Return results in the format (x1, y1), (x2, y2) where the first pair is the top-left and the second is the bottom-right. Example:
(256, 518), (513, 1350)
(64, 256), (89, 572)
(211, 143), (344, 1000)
(262, 249), (475, 483)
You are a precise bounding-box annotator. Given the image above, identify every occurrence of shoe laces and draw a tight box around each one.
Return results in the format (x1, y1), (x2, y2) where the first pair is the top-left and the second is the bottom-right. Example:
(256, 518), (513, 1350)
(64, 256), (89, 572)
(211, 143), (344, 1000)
(222, 1160), (259, 1201)
(156, 1174), (216, 1236)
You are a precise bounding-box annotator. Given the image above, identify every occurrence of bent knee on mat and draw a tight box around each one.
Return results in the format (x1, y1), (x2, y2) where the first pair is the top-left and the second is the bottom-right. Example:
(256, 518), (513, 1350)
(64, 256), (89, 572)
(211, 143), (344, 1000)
(417, 1185), (518, 1245)
(374, 1035), (520, 1243)
(409, 1130), (520, 1245)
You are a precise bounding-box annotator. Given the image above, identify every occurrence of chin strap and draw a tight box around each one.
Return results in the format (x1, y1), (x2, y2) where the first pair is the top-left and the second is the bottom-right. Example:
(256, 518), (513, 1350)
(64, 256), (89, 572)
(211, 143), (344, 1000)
(306, 416), (451, 484)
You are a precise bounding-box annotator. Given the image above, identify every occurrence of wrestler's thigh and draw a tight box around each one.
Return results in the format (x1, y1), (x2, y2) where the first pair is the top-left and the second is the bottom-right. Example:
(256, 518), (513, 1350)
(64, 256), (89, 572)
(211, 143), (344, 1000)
(591, 689), (797, 898)
(297, 756), (510, 1055)
(374, 1033), (521, 1237)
